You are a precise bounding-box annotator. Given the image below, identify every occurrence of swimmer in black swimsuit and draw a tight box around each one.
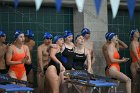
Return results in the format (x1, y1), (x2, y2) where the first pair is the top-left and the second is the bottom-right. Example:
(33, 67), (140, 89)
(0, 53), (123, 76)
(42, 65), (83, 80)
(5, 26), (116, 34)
(46, 35), (65, 93)
(73, 35), (91, 72)
(60, 30), (75, 93)
(73, 35), (92, 93)
(61, 30), (74, 70)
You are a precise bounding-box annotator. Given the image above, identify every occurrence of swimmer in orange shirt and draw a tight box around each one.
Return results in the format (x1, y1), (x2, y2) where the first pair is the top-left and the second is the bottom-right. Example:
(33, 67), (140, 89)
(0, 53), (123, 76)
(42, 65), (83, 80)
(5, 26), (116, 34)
(6, 30), (31, 81)
(106, 32), (131, 93)
(129, 29), (140, 93)
(103, 32), (128, 75)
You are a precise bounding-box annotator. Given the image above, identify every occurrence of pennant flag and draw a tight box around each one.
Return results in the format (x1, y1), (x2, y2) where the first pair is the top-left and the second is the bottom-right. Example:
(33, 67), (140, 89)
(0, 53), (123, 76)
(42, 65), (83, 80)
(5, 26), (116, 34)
(14, 0), (19, 8)
(127, 0), (136, 18)
(35, 0), (43, 11)
(56, 0), (62, 12)
(94, 0), (102, 15)
(110, 0), (120, 18)
(75, 0), (85, 12)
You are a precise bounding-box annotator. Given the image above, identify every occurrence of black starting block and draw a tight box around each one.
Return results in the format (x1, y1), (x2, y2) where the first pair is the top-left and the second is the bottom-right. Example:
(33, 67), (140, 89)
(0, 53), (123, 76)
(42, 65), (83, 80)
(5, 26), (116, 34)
(0, 74), (33, 93)
(64, 70), (119, 93)
(0, 84), (33, 93)
(0, 74), (32, 86)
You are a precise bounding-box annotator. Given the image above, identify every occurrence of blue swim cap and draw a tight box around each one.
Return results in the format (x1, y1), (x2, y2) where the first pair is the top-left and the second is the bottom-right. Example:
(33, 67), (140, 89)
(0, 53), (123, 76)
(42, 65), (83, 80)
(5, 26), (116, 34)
(53, 35), (63, 44)
(0, 31), (6, 37)
(107, 32), (116, 41)
(81, 28), (90, 36)
(14, 30), (23, 39)
(130, 29), (138, 38)
(64, 30), (73, 38)
(25, 29), (34, 39)
(43, 32), (53, 39)
(105, 32), (110, 40)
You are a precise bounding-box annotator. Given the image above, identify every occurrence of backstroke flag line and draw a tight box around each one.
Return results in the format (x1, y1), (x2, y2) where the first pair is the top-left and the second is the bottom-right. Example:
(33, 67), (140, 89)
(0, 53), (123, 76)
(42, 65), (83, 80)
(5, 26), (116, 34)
(35, 0), (43, 11)
(14, 0), (137, 19)
(56, 0), (62, 12)
(94, 0), (102, 15)
(127, 0), (136, 18)
(75, 0), (85, 12)
(14, 0), (19, 8)
(110, 0), (120, 18)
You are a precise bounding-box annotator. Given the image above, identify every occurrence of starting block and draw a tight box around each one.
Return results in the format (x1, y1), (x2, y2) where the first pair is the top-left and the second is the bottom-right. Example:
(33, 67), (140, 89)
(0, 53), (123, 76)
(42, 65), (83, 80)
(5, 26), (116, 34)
(64, 70), (119, 93)
(0, 84), (33, 93)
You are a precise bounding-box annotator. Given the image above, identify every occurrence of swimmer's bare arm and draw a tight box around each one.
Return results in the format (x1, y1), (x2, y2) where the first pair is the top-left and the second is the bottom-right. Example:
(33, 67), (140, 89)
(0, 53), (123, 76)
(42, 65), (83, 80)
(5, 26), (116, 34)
(90, 42), (95, 64)
(50, 48), (62, 65)
(28, 41), (35, 51)
(107, 45), (128, 63)
(61, 44), (65, 52)
(6, 46), (24, 65)
(102, 44), (107, 57)
(24, 45), (31, 64)
(50, 48), (65, 71)
(28, 45), (32, 51)
(37, 46), (44, 72)
(92, 49), (95, 64)
(50, 44), (58, 48)
(86, 49), (92, 73)
(118, 39), (128, 49)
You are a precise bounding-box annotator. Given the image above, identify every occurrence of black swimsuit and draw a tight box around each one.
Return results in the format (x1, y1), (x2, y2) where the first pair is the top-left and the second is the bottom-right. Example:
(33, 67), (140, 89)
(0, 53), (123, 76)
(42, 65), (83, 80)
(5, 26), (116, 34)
(61, 47), (74, 70)
(48, 52), (61, 75)
(73, 48), (87, 70)
(25, 64), (32, 75)
(105, 65), (110, 72)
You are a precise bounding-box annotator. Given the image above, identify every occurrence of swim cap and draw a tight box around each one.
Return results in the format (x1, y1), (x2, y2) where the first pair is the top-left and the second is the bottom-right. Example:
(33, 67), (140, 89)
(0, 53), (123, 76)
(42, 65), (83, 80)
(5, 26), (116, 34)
(53, 35), (63, 43)
(0, 31), (6, 37)
(107, 32), (116, 41)
(64, 30), (73, 38)
(105, 32), (110, 40)
(130, 29), (138, 38)
(25, 29), (34, 39)
(43, 32), (53, 39)
(14, 30), (23, 39)
(81, 28), (90, 36)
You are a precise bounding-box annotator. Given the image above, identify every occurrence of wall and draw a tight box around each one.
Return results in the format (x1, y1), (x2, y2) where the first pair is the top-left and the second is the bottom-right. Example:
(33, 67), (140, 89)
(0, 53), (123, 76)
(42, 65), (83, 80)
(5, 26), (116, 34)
(2, 0), (140, 77)
(83, 0), (108, 75)
(0, 0), (108, 76)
